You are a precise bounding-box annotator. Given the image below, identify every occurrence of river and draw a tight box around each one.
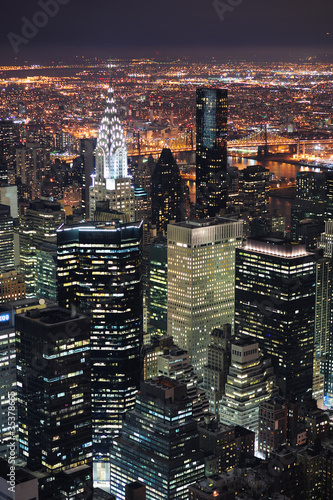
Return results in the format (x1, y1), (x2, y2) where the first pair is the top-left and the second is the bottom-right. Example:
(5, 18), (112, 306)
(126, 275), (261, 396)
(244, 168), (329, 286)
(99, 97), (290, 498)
(186, 156), (320, 229)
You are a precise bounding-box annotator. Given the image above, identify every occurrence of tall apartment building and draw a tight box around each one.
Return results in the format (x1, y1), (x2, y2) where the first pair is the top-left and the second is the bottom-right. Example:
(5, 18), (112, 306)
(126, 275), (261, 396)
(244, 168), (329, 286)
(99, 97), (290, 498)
(167, 218), (243, 377)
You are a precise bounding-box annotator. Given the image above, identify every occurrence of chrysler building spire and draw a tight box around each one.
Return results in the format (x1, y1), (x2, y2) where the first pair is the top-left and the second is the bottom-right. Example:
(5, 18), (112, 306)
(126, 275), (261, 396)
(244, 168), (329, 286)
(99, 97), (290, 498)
(95, 80), (128, 182)
(89, 72), (134, 220)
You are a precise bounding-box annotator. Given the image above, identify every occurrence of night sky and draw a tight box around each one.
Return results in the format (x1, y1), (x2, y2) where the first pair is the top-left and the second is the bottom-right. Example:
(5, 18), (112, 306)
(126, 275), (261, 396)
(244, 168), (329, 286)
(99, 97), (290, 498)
(1, 0), (333, 62)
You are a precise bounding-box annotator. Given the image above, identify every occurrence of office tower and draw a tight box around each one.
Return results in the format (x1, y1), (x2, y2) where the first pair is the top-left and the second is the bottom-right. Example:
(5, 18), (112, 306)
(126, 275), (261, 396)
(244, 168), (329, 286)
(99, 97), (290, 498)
(0, 155), (7, 185)
(157, 346), (209, 423)
(73, 138), (97, 218)
(324, 171), (333, 220)
(235, 238), (316, 401)
(0, 120), (20, 185)
(0, 308), (15, 457)
(134, 185), (149, 223)
(219, 339), (277, 433)
(202, 325), (232, 415)
(133, 156), (152, 220)
(57, 221), (143, 448)
(258, 399), (287, 457)
(312, 255), (331, 404)
(110, 377), (205, 500)
(19, 200), (65, 298)
(0, 270), (25, 303)
(318, 225), (333, 406)
(151, 148), (181, 233)
(238, 165), (270, 219)
(291, 171), (325, 240)
(16, 306), (92, 498)
(36, 241), (57, 302)
(196, 87), (228, 218)
(0, 204), (14, 272)
(149, 236), (167, 334)
(0, 299), (55, 461)
(167, 218), (243, 377)
(16, 143), (48, 200)
(90, 83), (134, 220)
(297, 171), (325, 200)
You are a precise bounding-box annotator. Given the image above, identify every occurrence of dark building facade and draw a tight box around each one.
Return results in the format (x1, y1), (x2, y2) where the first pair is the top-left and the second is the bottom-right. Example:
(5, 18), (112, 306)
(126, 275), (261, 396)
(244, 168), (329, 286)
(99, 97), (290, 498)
(0, 204), (14, 272)
(16, 306), (92, 499)
(238, 165), (270, 219)
(57, 221), (143, 448)
(151, 148), (181, 233)
(149, 236), (167, 333)
(196, 88), (228, 218)
(110, 377), (205, 500)
(235, 238), (316, 401)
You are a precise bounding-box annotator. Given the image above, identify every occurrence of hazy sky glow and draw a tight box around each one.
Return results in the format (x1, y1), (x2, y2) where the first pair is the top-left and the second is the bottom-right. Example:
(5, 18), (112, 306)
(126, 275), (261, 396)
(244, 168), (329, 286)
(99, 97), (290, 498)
(1, 0), (333, 62)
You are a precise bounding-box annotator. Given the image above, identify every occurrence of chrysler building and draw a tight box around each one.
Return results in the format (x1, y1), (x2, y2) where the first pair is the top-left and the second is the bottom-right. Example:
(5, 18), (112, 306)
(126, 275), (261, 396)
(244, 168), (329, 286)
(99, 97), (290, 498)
(89, 82), (134, 220)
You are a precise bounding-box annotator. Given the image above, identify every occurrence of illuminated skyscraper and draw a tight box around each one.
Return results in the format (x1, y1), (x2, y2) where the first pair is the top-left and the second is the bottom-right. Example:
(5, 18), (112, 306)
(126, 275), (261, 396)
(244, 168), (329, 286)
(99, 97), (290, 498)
(57, 221), (143, 449)
(149, 236), (168, 334)
(16, 306), (92, 498)
(196, 88), (228, 218)
(235, 238), (316, 401)
(238, 165), (270, 219)
(157, 347), (209, 423)
(167, 218), (243, 377)
(90, 83), (134, 220)
(202, 325), (232, 415)
(151, 148), (181, 233)
(19, 200), (65, 298)
(110, 377), (205, 500)
(219, 338), (277, 434)
(0, 204), (14, 272)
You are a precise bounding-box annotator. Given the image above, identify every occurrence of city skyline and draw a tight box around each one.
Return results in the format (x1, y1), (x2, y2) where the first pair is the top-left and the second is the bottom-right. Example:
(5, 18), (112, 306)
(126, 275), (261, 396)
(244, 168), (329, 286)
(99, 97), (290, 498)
(2, 3), (333, 497)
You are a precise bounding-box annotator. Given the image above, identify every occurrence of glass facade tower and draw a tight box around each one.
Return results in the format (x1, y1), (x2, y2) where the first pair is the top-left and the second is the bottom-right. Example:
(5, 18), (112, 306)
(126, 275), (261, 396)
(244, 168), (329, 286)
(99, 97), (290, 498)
(196, 88), (228, 218)
(57, 221), (143, 447)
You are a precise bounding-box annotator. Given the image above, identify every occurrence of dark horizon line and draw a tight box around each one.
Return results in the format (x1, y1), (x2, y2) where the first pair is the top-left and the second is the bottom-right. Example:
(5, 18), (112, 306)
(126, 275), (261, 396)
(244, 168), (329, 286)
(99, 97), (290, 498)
(2, 44), (333, 65)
